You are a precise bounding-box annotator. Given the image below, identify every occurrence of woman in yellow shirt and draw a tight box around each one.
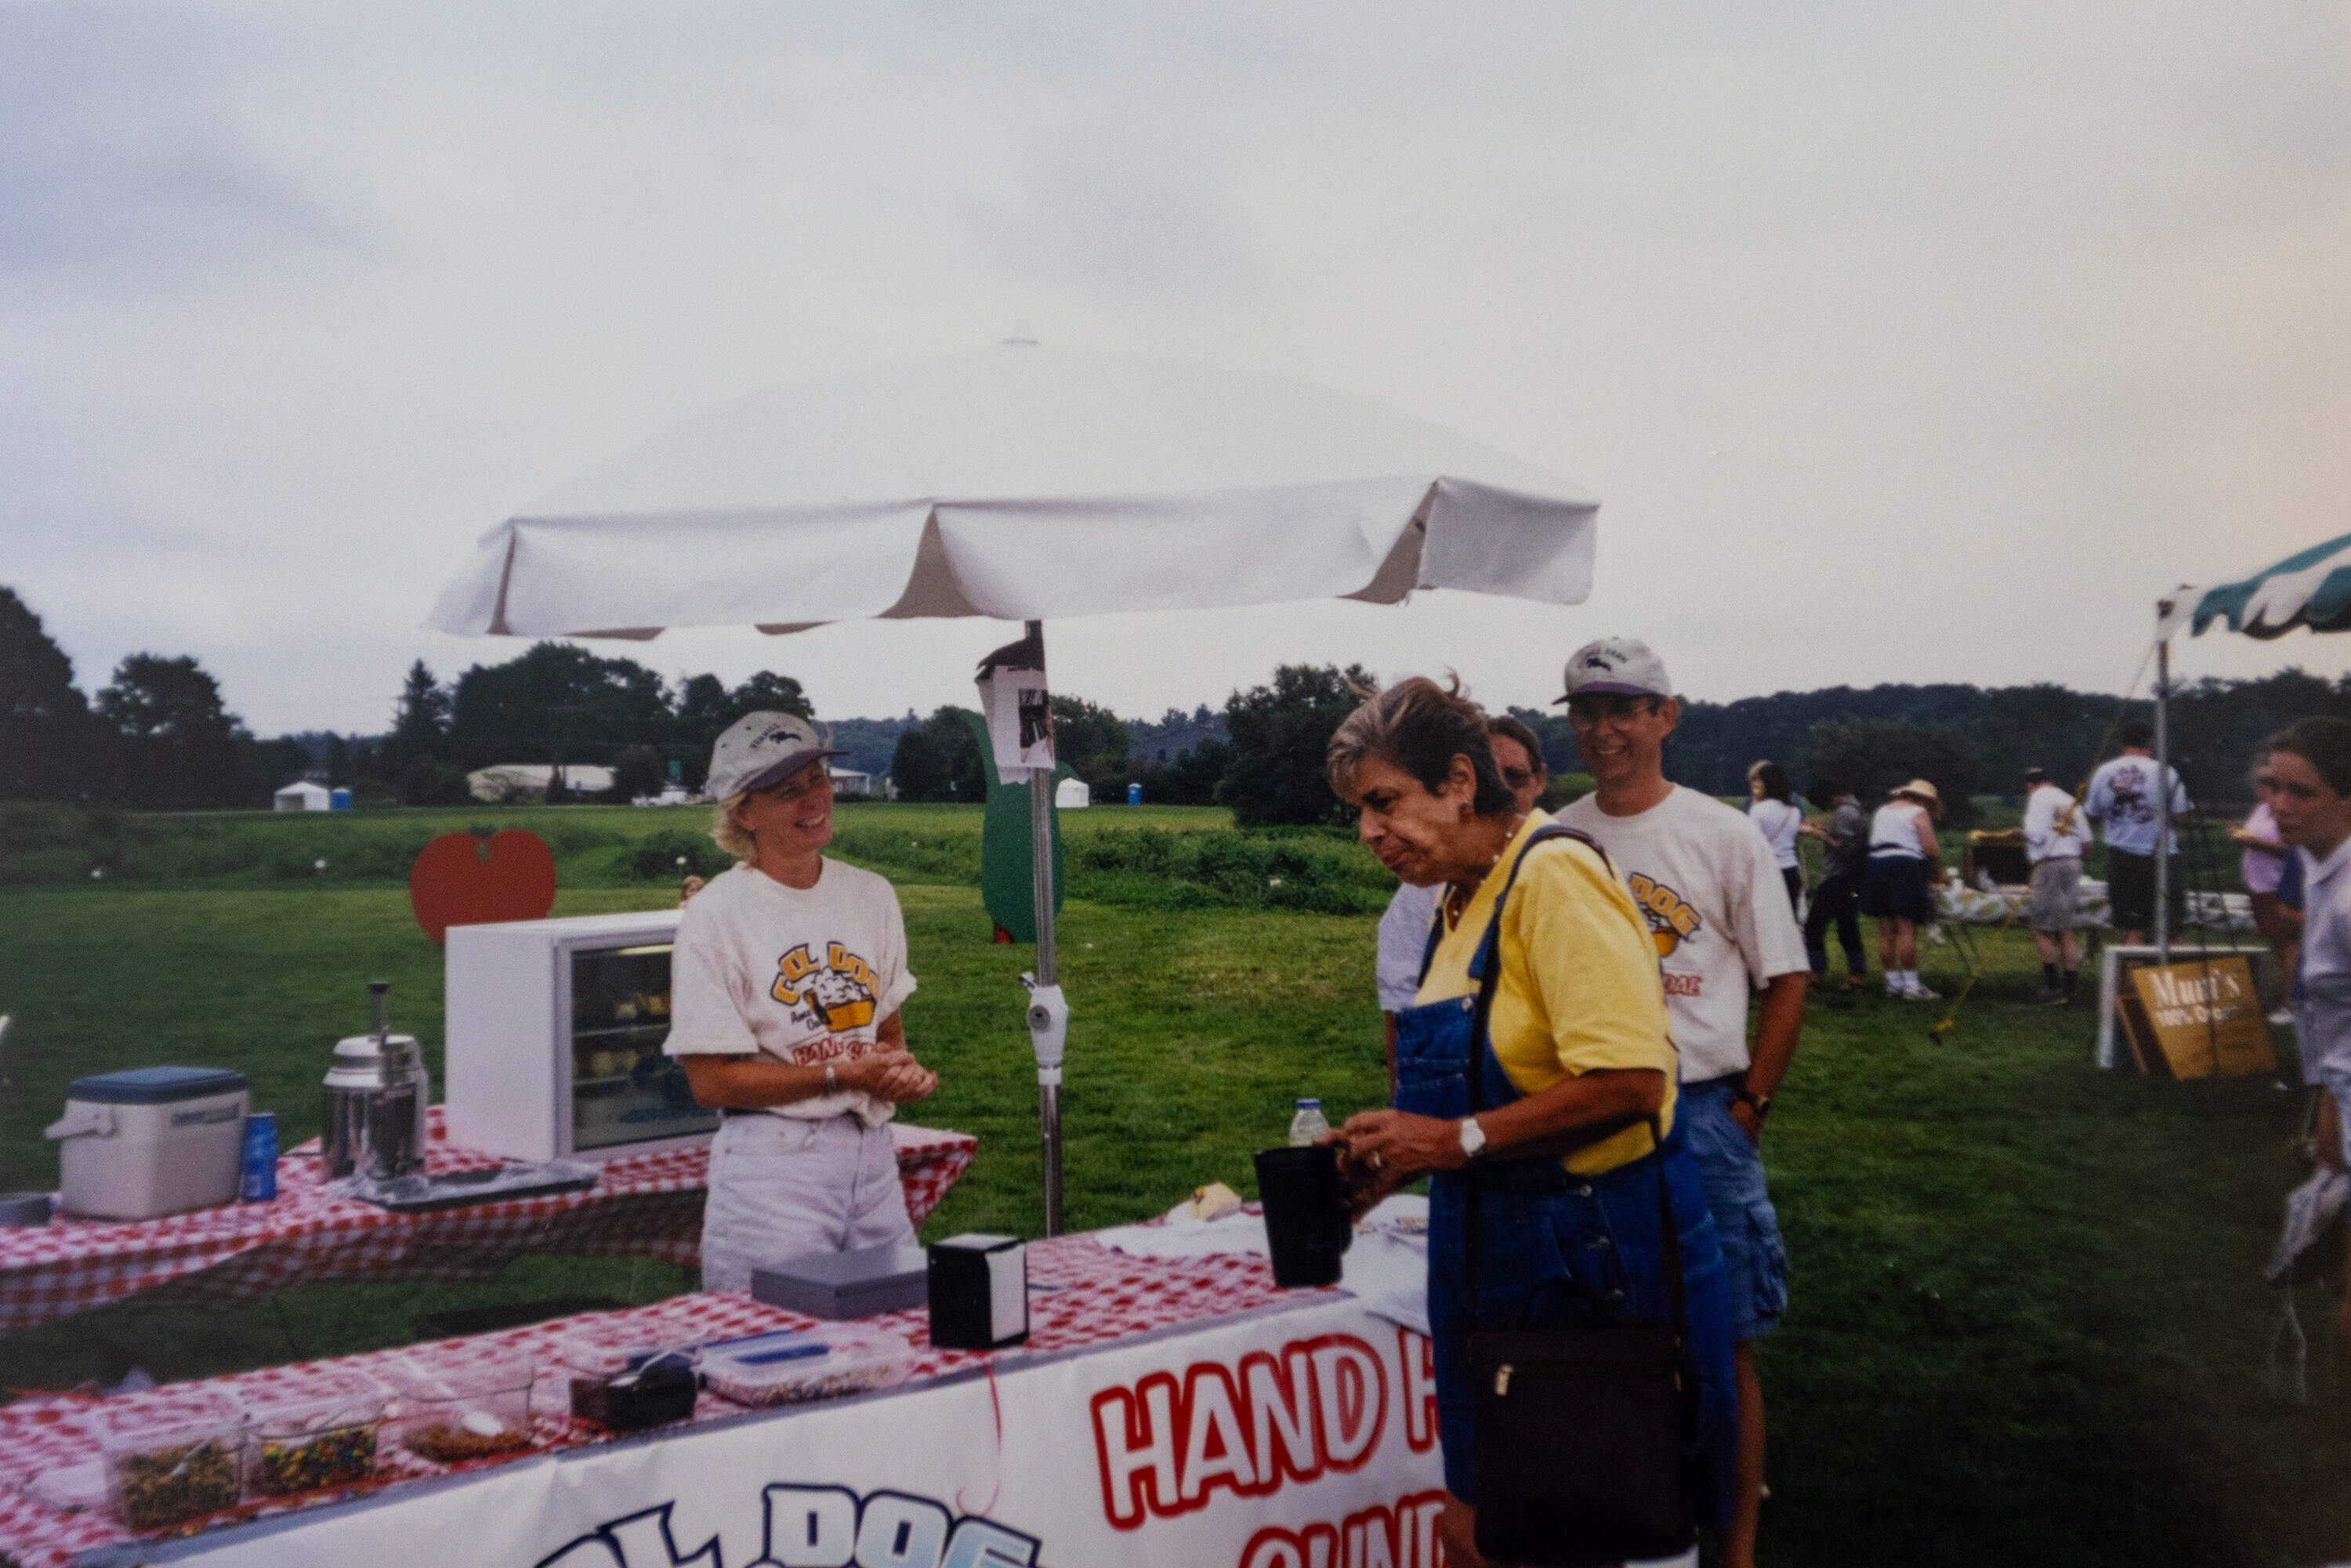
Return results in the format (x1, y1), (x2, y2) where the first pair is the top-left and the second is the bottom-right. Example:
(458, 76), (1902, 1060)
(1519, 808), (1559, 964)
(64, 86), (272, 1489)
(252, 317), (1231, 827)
(1328, 677), (1736, 1567)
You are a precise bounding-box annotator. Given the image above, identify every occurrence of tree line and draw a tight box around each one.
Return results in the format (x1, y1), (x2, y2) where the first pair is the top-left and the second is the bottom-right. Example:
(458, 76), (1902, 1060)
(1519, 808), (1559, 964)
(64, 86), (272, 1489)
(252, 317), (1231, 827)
(8, 581), (2341, 822)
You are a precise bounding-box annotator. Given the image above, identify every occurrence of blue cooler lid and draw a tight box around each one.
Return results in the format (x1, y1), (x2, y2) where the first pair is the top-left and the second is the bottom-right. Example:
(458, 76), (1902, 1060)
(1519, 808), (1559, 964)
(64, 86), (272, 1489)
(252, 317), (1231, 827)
(68, 1066), (248, 1105)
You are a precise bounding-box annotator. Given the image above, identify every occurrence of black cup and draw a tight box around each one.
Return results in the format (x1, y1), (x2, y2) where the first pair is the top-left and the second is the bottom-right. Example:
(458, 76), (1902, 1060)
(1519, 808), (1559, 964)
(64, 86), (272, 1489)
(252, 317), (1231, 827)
(1254, 1144), (1353, 1288)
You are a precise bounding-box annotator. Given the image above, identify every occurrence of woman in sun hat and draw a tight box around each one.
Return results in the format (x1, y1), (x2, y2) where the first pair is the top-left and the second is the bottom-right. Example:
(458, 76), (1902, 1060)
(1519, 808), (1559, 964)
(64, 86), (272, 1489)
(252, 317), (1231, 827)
(665, 712), (940, 1291)
(1860, 779), (1945, 1001)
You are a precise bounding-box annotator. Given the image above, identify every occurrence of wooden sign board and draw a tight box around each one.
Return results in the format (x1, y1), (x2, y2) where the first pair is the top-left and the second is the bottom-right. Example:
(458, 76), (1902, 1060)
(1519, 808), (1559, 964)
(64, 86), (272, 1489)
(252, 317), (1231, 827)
(2123, 958), (2275, 1079)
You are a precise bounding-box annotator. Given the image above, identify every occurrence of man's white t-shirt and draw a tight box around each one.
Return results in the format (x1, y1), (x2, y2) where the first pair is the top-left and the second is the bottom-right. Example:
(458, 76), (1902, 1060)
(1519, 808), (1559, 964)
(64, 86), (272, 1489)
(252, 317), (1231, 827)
(1376, 882), (1443, 1014)
(1559, 786), (1809, 1082)
(2022, 786), (2090, 864)
(665, 860), (918, 1127)
(2085, 755), (2190, 856)
(1747, 798), (1802, 870)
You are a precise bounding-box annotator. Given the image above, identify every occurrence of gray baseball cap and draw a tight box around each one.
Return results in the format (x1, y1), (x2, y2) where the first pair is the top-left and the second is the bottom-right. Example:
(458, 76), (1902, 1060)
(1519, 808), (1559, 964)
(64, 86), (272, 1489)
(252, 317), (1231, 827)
(1555, 636), (1674, 702)
(705, 712), (842, 799)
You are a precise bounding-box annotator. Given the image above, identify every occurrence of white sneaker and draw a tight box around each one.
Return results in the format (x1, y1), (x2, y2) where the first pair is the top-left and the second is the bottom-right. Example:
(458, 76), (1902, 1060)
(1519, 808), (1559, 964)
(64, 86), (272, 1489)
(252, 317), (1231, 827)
(1906, 980), (1941, 1001)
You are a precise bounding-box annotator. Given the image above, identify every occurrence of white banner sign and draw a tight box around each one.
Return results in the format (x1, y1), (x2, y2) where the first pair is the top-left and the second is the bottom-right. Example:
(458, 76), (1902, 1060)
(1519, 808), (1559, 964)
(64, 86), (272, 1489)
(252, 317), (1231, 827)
(150, 1298), (1447, 1568)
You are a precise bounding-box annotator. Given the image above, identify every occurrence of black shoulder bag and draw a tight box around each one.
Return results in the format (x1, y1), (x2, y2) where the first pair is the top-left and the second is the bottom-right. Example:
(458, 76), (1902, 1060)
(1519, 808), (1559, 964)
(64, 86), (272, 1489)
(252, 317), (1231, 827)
(1462, 828), (1697, 1567)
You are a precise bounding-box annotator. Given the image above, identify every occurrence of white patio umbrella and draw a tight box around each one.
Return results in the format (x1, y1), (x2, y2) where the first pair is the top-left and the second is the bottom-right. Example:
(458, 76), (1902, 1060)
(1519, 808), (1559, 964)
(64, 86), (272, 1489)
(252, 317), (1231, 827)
(427, 339), (1602, 1232)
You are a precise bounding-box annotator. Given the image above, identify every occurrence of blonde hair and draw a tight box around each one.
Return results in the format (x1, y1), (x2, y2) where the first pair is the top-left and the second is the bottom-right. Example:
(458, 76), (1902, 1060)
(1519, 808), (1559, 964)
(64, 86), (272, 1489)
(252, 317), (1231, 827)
(709, 794), (755, 861)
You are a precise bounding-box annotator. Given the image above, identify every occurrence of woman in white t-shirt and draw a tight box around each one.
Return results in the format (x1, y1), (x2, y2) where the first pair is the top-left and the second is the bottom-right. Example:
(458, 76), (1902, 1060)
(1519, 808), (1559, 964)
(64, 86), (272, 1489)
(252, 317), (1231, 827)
(1859, 780), (1945, 1001)
(666, 712), (940, 1293)
(1746, 761), (1804, 915)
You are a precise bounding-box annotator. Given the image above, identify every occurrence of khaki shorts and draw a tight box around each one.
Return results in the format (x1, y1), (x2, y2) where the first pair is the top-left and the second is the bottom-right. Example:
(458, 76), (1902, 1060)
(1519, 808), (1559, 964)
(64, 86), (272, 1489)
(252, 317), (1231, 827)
(2027, 857), (2081, 932)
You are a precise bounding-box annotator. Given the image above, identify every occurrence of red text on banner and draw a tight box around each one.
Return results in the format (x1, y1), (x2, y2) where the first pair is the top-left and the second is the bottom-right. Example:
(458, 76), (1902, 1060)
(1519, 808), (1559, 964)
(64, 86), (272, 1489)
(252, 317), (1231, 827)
(1090, 1334), (1390, 1529)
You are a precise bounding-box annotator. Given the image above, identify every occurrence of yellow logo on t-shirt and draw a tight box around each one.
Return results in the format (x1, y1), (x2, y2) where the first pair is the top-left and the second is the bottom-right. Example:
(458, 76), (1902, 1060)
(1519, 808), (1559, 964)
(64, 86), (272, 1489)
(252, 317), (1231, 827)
(1625, 873), (1703, 958)
(770, 941), (879, 1032)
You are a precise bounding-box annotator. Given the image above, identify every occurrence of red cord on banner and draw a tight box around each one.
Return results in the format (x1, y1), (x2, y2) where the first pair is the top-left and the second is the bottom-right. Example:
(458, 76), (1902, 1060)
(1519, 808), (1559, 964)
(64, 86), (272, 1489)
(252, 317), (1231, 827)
(954, 1360), (1005, 1521)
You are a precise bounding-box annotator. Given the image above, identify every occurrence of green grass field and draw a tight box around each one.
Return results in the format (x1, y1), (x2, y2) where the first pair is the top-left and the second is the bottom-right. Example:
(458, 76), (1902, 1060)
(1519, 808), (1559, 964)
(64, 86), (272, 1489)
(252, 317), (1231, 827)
(0, 802), (2339, 1564)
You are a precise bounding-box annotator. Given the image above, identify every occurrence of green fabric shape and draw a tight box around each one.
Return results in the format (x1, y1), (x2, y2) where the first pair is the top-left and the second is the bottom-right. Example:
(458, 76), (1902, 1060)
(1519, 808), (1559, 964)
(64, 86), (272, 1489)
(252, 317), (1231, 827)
(961, 709), (1067, 942)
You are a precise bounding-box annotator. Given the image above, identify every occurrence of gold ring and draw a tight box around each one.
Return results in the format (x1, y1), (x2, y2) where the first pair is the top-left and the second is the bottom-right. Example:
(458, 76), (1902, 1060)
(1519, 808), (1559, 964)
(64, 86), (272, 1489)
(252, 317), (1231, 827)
(1367, 1150), (1386, 1171)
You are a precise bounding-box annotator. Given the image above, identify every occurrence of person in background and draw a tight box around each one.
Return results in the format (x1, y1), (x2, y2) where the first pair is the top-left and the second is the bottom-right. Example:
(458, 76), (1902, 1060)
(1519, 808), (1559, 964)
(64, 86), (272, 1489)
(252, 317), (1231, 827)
(2234, 755), (2304, 1028)
(1374, 715), (1547, 1093)
(2258, 719), (2351, 1367)
(2085, 719), (2193, 947)
(1746, 761), (1805, 915)
(1799, 777), (1870, 991)
(1860, 780), (1945, 1001)
(666, 712), (939, 1292)
(2020, 766), (2092, 1006)
(1328, 675), (1736, 1567)
(1553, 637), (1805, 1568)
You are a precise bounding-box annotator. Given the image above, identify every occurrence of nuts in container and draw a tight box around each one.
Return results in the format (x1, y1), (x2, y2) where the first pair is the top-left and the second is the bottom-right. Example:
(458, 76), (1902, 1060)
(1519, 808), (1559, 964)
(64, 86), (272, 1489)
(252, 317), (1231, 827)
(94, 1393), (247, 1532)
(383, 1355), (535, 1463)
(238, 1371), (387, 1496)
(697, 1324), (912, 1409)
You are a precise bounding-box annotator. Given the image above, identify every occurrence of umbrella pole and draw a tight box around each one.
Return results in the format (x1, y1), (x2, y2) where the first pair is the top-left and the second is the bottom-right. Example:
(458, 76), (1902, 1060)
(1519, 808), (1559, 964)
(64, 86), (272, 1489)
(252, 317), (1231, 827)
(1026, 620), (1066, 1237)
(2154, 630), (2171, 962)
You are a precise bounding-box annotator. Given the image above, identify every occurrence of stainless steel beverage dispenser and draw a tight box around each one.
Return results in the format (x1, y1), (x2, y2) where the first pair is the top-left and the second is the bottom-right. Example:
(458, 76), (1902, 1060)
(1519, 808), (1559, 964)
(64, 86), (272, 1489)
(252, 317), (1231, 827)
(320, 980), (430, 1181)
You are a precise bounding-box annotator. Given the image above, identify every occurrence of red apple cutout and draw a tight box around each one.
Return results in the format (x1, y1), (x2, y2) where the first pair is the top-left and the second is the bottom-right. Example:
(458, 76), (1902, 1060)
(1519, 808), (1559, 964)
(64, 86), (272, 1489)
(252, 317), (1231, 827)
(409, 830), (558, 945)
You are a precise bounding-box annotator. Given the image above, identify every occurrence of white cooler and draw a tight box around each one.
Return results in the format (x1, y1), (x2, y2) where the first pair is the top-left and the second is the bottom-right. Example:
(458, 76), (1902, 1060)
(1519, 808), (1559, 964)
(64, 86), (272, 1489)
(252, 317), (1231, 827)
(45, 1067), (250, 1220)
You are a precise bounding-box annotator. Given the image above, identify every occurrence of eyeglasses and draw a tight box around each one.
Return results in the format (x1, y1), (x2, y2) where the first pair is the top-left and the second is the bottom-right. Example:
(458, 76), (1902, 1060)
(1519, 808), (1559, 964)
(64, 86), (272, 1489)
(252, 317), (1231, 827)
(1499, 766), (1539, 789)
(1565, 695), (1659, 729)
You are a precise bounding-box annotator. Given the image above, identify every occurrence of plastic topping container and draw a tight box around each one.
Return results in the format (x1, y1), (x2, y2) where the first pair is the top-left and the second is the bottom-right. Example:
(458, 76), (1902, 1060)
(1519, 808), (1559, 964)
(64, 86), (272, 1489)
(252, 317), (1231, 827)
(238, 1371), (387, 1495)
(94, 1392), (247, 1532)
(697, 1324), (914, 1409)
(383, 1356), (535, 1462)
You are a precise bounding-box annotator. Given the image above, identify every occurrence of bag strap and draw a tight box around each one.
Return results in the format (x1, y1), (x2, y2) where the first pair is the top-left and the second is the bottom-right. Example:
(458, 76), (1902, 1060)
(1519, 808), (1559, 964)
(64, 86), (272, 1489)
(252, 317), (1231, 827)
(1458, 826), (1687, 1347)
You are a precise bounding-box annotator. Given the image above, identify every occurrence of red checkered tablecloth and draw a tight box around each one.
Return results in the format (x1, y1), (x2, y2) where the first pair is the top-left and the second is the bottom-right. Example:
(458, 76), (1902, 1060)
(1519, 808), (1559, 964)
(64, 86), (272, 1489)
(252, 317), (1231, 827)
(0, 1237), (1308, 1567)
(0, 1110), (976, 1335)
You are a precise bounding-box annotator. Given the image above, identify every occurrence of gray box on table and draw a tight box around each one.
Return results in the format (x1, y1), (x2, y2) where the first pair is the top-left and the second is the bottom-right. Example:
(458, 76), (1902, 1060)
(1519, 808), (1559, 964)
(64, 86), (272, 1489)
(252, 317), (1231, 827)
(751, 1242), (929, 1319)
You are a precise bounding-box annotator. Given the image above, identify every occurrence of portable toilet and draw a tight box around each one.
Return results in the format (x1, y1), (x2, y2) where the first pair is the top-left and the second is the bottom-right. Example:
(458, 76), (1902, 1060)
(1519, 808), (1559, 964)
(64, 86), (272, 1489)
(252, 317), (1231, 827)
(1055, 777), (1091, 809)
(329, 788), (353, 811)
(1126, 783), (1142, 806)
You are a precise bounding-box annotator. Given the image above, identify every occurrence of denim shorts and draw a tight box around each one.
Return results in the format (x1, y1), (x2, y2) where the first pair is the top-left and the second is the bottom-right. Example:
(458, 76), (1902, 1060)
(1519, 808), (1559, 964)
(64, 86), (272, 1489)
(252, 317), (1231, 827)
(1680, 1081), (1790, 1342)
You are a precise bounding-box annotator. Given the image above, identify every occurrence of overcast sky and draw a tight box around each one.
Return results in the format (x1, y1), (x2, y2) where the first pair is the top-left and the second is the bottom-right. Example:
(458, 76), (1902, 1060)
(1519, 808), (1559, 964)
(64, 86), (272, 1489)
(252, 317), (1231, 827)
(5, 2), (2347, 737)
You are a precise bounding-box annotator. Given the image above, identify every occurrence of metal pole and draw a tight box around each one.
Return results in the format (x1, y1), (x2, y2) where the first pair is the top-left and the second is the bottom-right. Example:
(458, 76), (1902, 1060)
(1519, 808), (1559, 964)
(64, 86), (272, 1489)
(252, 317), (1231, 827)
(2154, 632), (2171, 963)
(1026, 619), (1063, 1236)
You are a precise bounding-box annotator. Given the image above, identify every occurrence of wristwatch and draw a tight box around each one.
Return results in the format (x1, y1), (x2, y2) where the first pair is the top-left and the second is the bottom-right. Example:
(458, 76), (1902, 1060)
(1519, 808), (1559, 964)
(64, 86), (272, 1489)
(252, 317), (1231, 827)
(1733, 1088), (1773, 1120)
(1458, 1117), (1488, 1161)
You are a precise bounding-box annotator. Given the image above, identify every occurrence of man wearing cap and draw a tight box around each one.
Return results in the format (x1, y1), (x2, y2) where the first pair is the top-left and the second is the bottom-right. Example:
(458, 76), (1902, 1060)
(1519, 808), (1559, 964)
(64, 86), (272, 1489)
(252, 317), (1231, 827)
(666, 712), (940, 1292)
(2021, 766), (2092, 1005)
(2085, 721), (2193, 947)
(1552, 637), (1806, 1568)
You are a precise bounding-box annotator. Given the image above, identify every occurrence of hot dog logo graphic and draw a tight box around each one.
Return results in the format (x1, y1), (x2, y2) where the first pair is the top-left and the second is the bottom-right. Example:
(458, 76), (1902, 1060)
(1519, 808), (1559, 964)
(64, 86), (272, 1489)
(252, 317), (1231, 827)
(770, 941), (879, 1031)
(1625, 872), (1701, 958)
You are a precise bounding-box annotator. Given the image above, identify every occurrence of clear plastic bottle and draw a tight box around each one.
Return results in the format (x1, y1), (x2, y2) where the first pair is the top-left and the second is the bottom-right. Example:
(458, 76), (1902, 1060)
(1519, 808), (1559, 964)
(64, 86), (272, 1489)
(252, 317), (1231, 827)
(1288, 1099), (1331, 1146)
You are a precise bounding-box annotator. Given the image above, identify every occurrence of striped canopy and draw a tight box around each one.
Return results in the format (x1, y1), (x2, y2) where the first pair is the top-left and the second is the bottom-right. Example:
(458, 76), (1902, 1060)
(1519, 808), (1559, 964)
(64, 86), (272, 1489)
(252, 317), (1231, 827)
(2193, 531), (2351, 638)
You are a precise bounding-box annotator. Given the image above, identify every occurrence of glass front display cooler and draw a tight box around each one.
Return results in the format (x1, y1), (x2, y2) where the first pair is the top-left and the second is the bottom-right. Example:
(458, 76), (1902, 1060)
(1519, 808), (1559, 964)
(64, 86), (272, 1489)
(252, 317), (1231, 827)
(445, 910), (719, 1162)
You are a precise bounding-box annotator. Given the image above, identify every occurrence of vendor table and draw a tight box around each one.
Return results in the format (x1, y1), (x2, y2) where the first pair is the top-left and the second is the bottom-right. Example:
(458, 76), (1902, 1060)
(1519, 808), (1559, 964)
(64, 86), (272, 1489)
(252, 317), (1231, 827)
(1935, 879), (2255, 933)
(0, 1110), (976, 1336)
(0, 1237), (1444, 1568)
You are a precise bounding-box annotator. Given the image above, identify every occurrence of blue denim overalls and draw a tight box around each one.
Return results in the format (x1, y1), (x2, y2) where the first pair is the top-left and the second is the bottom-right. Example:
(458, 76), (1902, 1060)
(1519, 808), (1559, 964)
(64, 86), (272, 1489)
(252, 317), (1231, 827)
(1393, 825), (1737, 1521)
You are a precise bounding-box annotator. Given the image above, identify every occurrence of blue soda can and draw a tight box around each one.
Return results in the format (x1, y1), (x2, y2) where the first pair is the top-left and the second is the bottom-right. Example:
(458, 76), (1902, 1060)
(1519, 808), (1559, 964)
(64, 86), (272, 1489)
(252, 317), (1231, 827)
(241, 1111), (278, 1202)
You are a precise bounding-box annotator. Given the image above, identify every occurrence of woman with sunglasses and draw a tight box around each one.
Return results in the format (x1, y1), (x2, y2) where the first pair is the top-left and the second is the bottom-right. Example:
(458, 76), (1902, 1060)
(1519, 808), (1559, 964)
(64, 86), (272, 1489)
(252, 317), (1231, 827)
(665, 712), (939, 1291)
